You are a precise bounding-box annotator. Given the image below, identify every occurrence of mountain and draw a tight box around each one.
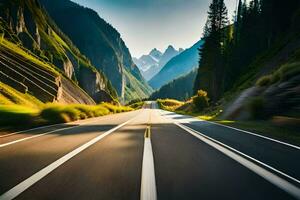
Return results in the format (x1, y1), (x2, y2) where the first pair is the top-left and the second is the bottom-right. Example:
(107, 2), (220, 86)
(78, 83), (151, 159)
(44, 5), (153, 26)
(149, 40), (204, 89)
(0, 0), (117, 104)
(40, 0), (152, 102)
(150, 69), (197, 101)
(133, 45), (182, 81)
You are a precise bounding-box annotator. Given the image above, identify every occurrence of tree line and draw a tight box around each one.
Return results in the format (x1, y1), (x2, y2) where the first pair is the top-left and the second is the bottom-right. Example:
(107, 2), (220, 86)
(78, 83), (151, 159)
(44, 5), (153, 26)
(194, 0), (300, 102)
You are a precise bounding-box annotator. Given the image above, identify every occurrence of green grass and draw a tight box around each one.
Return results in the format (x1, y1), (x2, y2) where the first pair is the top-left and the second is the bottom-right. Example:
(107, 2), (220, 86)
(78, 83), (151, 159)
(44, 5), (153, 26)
(0, 103), (133, 127)
(0, 38), (59, 76)
(100, 103), (134, 113)
(256, 62), (300, 87)
(40, 103), (132, 124)
(123, 69), (153, 102)
(0, 82), (43, 108)
(128, 101), (144, 110)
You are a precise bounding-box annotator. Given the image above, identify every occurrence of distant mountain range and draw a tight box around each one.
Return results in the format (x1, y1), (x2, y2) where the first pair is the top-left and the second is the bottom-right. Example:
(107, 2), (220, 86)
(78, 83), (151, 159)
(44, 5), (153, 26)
(149, 40), (204, 89)
(133, 46), (183, 81)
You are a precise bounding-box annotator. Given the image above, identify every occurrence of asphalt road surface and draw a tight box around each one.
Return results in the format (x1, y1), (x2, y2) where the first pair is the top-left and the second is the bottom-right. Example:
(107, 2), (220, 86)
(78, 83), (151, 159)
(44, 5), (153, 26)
(0, 102), (299, 200)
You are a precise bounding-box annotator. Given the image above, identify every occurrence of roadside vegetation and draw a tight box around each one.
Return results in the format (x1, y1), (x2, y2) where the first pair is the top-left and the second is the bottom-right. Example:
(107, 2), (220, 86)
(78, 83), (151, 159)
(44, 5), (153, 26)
(157, 87), (300, 146)
(157, 99), (184, 111)
(127, 101), (144, 110)
(256, 62), (300, 87)
(0, 103), (134, 128)
(0, 82), (135, 130)
(156, 0), (300, 145)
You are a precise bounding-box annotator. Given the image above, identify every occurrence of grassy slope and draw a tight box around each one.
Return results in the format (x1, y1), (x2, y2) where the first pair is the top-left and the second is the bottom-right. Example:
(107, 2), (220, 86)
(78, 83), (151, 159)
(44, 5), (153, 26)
(0, 81), (134, 131)
(0, 82), (43, 108)
(0, 0), (117, 99)
(124, 69), (153, 102)
(0, 38), (59, 76)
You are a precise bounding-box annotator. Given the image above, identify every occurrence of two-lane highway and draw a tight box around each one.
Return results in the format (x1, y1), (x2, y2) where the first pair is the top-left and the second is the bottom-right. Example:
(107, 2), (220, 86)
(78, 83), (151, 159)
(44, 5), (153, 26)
(0, 102), (299, 200)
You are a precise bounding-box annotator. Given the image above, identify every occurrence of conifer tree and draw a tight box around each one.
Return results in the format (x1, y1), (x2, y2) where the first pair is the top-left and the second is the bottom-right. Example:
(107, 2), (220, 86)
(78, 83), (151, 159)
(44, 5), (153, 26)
(194, 0), (228, 101)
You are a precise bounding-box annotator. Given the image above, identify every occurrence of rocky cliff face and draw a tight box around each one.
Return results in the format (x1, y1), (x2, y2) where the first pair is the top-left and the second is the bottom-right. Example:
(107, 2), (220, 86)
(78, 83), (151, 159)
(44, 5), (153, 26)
(0, 0), (117, 103)
(40, 0), (152, 102)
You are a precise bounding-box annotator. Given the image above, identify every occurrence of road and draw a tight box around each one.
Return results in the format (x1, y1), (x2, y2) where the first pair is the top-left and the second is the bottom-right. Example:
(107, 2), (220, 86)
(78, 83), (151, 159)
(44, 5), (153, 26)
(0, 102), (299, 200)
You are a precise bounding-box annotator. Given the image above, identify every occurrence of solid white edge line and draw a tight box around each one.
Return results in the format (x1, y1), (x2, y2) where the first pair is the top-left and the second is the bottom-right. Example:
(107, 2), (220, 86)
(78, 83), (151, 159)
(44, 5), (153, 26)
(0, 118), (134, 200)
(0, 124), (60, 138)
(0, 116), (105, 138)
(180, 123), (300, 185)
(175, 122), (300, 200)
(0, 126), (78, 148)
(160, 109), (300, 150)
(0, 115), (124, 148)
(206, 120), (300, 150)
(140, 138), (157, 200)
(0, 110), (139, 139)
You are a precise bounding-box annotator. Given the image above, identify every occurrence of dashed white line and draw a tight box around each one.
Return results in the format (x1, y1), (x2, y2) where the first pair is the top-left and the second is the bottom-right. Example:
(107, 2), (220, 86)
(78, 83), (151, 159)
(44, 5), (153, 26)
(140, 109), (157, 200)
(140, 133), (157, 200)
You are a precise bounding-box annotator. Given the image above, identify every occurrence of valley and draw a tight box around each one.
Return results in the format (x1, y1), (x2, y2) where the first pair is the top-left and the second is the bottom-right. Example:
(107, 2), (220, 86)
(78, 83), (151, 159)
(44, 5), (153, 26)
(0, 0), (299, 199)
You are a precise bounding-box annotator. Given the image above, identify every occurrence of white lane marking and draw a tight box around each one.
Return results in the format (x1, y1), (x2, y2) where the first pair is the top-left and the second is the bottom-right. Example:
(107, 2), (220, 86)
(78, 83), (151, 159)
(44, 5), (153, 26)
(160, 109), (300, 150)
(140, 137), (157, 200)
(178, 123), (300, 185)
(205, 120), (300, 150)
(0, 118), (134, 200)
(0, 126), (78, 148)
(0, 116), (117, 148)
(175, 122), (300, 200)
(0, 124), (60, 138)
(0, 111), (139, 139)
(0, 116), (110, 139)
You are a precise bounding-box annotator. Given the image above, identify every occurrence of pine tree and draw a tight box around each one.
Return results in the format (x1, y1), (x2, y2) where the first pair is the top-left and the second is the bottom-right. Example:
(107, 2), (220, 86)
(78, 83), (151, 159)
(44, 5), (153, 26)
(234, 0), (243, 42)
(194, 0), (228, 101)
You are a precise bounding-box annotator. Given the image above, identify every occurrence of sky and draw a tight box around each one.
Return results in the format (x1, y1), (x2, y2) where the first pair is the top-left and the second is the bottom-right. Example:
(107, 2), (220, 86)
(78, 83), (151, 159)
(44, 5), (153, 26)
(71, 0), (237, 58)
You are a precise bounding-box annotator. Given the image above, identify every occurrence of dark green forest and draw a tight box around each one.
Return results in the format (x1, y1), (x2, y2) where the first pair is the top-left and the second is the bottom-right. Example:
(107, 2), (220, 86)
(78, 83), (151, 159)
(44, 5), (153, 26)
(194, 0), (300, 102)
(150, 69), (197, 101)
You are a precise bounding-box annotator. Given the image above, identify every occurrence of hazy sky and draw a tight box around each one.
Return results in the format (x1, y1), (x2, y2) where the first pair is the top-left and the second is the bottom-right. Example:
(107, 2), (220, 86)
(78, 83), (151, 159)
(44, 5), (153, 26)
(71, 0), (237, 57)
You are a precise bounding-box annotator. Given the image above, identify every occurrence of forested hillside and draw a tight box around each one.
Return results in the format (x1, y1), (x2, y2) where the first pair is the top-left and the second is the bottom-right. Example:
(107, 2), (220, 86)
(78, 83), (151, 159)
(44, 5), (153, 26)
(150, 69), (197, 101)
(194, 0), (300, 102)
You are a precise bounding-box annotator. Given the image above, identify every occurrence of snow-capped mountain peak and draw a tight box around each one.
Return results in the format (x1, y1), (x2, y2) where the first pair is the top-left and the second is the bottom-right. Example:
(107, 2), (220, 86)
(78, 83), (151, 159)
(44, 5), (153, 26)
(133, 45), (182, 81)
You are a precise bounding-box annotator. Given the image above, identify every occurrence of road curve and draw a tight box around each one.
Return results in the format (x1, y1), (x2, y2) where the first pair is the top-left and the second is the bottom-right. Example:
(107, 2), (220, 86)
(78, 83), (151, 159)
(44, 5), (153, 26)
(0, 102), (299, 200)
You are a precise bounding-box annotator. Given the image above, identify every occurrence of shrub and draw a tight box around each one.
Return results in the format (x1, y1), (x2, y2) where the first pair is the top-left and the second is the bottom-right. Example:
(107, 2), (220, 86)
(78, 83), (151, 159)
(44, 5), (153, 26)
(192, 90), (209, 111)
(256, 75), (272, 87)
(100, 103), (133, 113)
(40, 104), (81, 123)
(128, 101), (144, 109)
(156, 99), (184, 111)
(256, 62), (300, 87)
